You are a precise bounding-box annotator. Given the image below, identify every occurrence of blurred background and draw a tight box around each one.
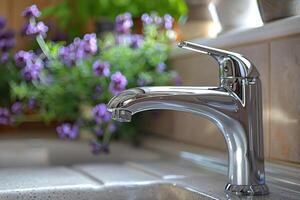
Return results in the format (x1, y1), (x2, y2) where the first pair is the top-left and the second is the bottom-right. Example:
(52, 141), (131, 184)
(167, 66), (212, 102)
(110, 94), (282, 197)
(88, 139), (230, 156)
(0, 0), (276, 50)
(0, 0), (300, 167)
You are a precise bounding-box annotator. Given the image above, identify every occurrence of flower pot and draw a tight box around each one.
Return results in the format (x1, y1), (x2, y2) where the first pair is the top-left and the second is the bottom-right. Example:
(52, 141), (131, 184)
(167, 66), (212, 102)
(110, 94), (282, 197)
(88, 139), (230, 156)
(211, 0), (262, 34)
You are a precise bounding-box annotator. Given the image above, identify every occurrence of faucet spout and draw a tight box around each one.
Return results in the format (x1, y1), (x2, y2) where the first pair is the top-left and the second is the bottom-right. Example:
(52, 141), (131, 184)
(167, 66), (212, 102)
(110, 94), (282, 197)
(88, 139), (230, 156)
(107, 42), (269, 196)
(108, 86), (237, 122)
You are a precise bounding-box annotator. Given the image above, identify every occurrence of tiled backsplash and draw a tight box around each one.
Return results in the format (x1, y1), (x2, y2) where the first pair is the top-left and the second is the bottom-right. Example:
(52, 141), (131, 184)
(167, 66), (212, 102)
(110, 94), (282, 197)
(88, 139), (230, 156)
(144, 34), (300, 165)
(270, 37), (300, 163)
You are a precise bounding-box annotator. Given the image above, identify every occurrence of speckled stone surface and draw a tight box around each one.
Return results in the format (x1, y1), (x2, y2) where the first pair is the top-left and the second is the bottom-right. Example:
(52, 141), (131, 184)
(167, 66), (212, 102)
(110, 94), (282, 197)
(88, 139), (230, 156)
(0, 167), (101, 200)
(0, 139), (299, 200)
(0, 183), (213, 200)
(0, 167), (100, 190)
(74, 164), (160, 184)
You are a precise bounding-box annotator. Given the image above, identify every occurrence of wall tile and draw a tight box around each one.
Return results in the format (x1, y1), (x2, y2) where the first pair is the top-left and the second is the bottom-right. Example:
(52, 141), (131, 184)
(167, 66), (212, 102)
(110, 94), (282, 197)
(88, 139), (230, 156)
(230, 43), (270, 158)
(270, 36), (300, 163)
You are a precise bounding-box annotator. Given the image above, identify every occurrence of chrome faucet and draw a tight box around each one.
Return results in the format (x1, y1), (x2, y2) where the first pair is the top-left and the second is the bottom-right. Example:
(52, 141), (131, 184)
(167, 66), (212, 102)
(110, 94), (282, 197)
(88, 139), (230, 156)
(107, 41), (269, 196)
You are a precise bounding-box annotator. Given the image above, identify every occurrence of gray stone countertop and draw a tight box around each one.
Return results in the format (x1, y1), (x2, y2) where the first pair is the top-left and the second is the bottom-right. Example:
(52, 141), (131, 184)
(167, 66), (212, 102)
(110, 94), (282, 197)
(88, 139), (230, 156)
(0, 137), (299, 200)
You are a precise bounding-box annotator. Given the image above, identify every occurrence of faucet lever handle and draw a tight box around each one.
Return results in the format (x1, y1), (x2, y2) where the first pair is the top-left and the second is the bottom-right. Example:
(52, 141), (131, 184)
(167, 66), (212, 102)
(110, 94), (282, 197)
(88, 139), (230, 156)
(178, 41), (259, 79)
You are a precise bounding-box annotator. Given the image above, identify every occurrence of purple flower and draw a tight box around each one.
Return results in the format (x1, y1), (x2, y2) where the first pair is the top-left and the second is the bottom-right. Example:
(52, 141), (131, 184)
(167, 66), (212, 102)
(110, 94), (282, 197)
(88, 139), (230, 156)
(28, 98), (37, 110)
(56, 123), (79, 139)
(115, 34), (131, 46)
(82, 33), (97, 55)
(35, 22), (48, 37)
(14, 50), (35, 68)
(11, 102), (23, 114)
(115, 13), (133, 34)
(0, 30), (14, 39)
(90, 140), (102, 154)
(156, 62), (166, 72)
(130, 34), (143, 49)
(95, 85), (102, 94)
(0, 107), (11, 125)
(22, 60), (43, 81)
(0, 17), (6, 30)
(171, 71), (182, 86)
(108, 123), (117, 133)
(25, 22), (48, 38)
(109, 71), (128, 95)
(92, 103), (111, 124)
(137, 74), (151, 86)
(137, 77), (146, 86)
(0, 30), (15, 51)
(153, 14), (163, 25)
(89, 140), (110, 155)
(58, 46), (73, 66)
(164, 14), (174, 29)
(141, 13), (153, 24)
(0, 38), (15, 51)
(59, 33), (97, 66)
(94, 127), (104, 136)
(93, 60), (110, 77)
(22, 4), (41, 18)
(141, 13), (163, 26)
(1, 52), (9, 63)
(25, 23), (36, 35)
(93, 85), (103, 100)
(59, 45), (80, 66)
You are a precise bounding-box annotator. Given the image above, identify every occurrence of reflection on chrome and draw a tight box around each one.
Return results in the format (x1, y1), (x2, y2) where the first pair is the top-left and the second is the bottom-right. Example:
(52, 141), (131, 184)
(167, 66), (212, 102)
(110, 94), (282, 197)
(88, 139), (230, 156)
(108, 41), (269, 196)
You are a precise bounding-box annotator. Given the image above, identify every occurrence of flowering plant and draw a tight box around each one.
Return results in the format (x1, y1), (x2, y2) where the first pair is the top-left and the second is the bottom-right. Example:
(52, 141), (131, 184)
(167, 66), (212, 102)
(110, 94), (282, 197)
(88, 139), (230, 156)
(42, 0), (187, 38)
(0, 5), (180, 154)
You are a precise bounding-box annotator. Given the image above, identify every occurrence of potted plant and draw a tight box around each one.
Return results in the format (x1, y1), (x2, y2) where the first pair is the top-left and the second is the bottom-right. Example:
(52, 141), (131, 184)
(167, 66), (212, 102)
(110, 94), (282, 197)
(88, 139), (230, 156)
(0, 5), (181, 154)
(42, 0), (188, 38)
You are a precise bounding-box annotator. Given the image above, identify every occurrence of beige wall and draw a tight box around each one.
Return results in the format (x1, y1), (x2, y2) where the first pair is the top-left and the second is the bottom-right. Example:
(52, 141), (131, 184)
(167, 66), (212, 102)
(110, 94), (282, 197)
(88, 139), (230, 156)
(145, 34), (300, 165)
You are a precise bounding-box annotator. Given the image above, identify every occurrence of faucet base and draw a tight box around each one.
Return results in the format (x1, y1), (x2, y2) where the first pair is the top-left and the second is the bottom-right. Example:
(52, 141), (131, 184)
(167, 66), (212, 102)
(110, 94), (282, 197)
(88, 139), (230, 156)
(225, 183), (269, 196)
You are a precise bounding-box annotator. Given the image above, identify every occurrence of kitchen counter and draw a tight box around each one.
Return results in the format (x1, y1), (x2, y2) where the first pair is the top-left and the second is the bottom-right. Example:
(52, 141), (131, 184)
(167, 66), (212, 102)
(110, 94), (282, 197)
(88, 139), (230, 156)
(0, 137), (299, 199)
